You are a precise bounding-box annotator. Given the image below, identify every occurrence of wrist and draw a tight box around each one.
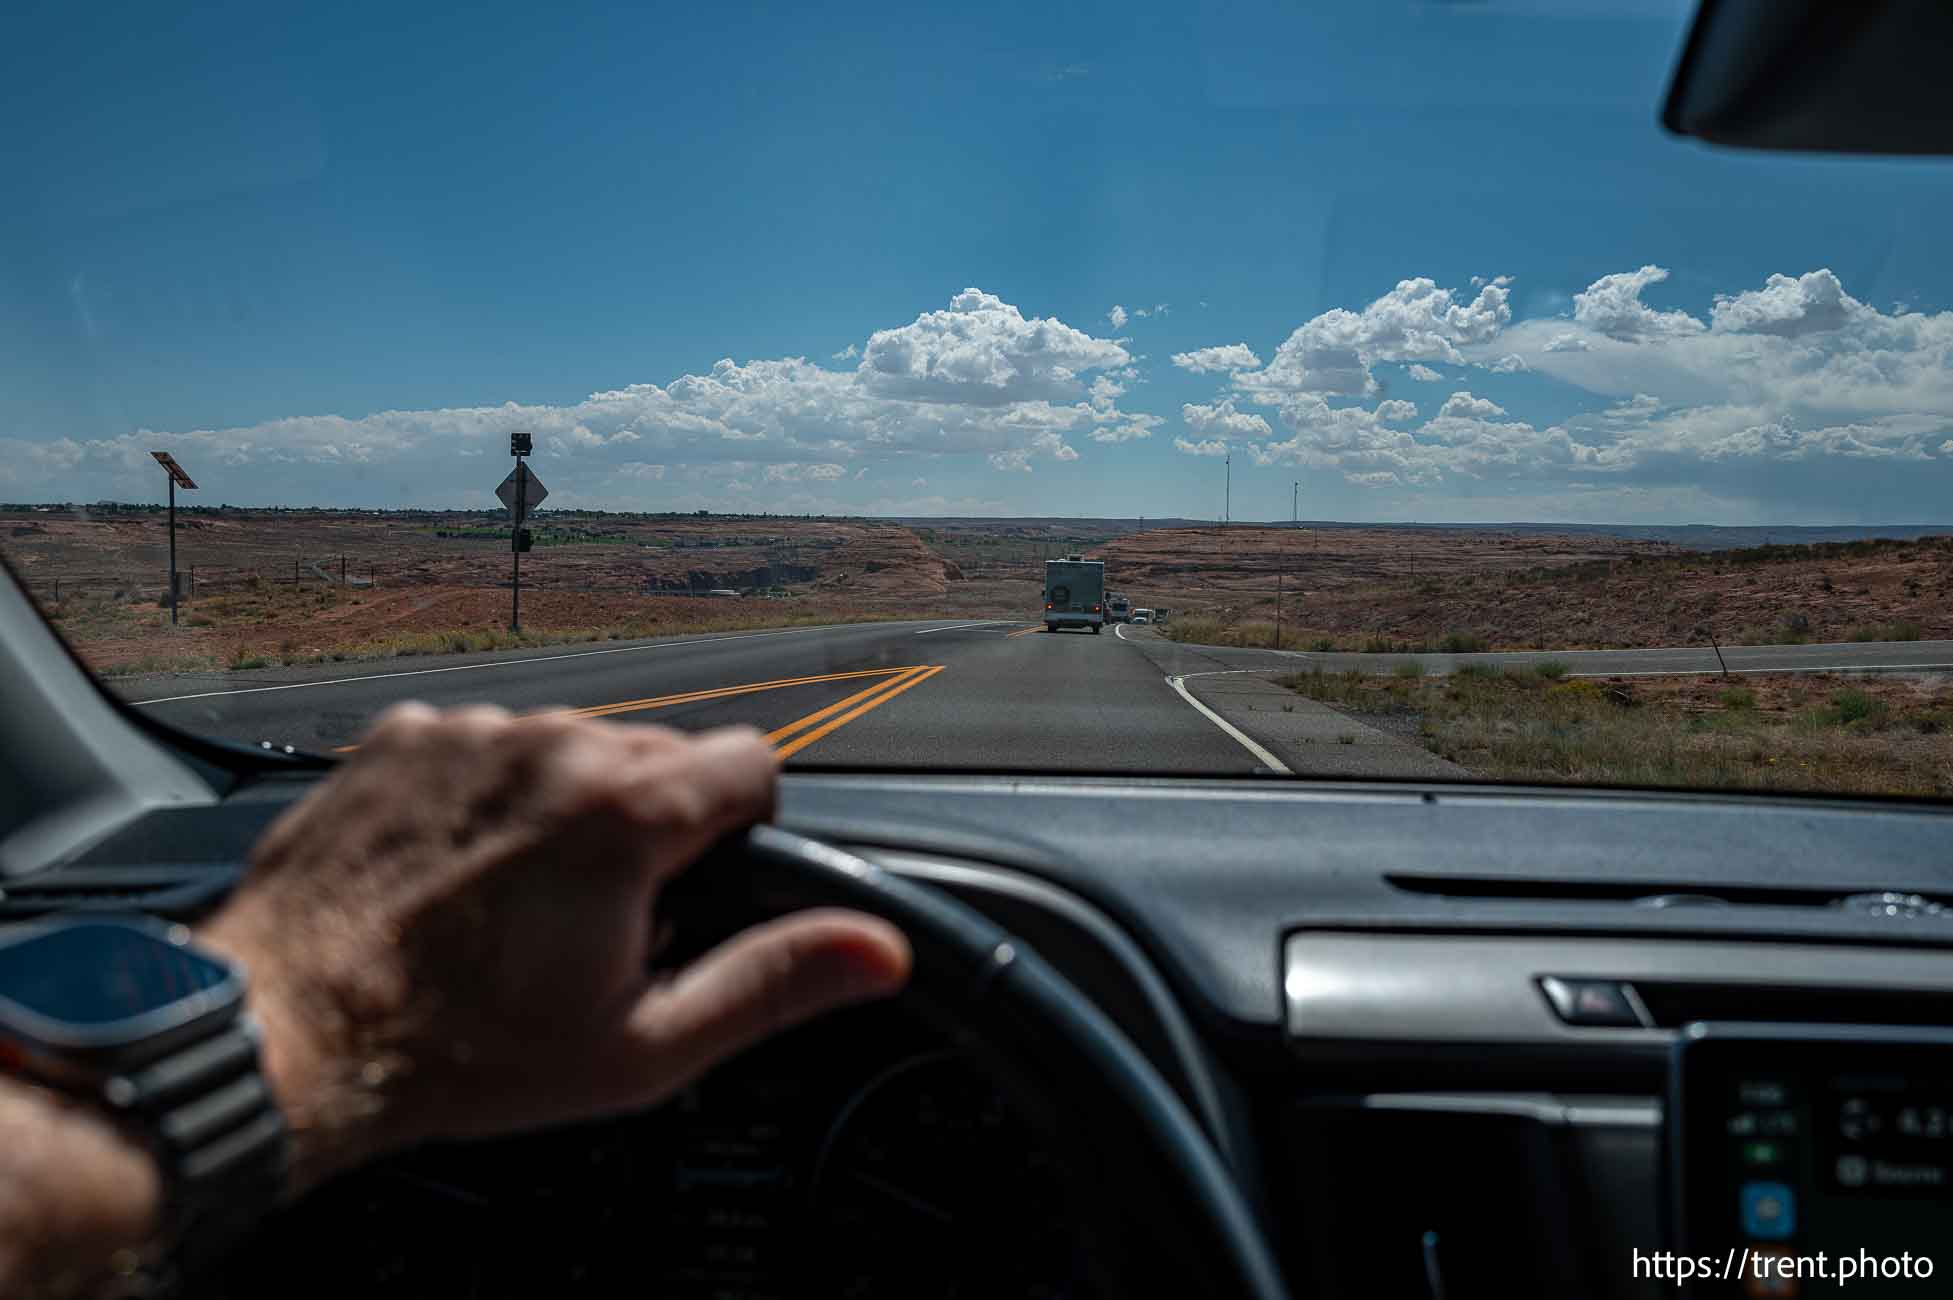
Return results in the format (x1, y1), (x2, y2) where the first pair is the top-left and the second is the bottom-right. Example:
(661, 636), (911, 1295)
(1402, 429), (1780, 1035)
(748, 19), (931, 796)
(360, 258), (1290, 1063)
(0, 1075), (164, 1296)
(194, 918), (412, 1198)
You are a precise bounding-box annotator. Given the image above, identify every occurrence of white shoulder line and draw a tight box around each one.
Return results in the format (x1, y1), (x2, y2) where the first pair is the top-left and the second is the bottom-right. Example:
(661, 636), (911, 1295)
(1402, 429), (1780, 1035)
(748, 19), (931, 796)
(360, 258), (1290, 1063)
(1165, 671), (1292, 775)
(129, 621), (935, 706)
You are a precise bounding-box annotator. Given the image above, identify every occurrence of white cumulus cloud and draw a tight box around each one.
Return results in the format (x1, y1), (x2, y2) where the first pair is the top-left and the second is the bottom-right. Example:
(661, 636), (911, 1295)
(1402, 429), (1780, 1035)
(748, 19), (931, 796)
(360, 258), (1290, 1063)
(1182, 398), (1272, 439)
(858, 287), (1130, 406)
(16, 288), (1154, 506)
(1709, 268), (1863, 338)
(1239, 276), (1512, 398)
(1172, 343), (1263, 374)
(1438, 391), (1506, 420)
(1571, 265), (1704, 341)
(1173, 437), (1230, 457)
(1406, 364), (1443, 382)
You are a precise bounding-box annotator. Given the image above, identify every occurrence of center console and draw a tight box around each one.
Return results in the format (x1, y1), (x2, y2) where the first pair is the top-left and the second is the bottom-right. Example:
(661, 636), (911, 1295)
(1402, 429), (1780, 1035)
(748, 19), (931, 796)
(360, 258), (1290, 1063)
(1669, 1025), (1953, 1297)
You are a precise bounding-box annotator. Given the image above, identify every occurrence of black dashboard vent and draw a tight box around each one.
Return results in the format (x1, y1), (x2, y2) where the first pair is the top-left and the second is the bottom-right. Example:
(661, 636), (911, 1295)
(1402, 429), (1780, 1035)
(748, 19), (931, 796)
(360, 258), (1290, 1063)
(0, 864), (241, 920)
(1387, 874), (1953, 915)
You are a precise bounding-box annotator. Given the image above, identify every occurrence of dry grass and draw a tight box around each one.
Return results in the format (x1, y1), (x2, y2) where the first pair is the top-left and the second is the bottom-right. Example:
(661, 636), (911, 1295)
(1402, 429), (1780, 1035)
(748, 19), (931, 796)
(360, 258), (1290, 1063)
(1164, 617), (1495, 655)
(1277, 667), (1953, 797)
(246, 609), (894, 670)
(70, 583), (909, 678)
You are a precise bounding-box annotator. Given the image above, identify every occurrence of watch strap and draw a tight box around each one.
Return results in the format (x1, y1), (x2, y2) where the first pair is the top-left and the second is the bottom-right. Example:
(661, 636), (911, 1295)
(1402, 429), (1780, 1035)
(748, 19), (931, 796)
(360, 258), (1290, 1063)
(109, 1020), (289, 1287)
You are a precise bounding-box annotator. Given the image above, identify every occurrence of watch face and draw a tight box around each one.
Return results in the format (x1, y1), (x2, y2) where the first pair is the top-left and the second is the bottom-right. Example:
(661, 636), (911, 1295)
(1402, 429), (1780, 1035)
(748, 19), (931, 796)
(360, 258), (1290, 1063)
(0, 922), (233, 1027)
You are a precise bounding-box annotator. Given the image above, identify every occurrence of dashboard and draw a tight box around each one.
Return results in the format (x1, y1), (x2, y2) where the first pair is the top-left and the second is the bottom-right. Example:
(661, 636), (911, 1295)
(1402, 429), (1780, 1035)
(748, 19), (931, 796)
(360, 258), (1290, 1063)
(28, 770), (1953, 1300)
(219, 1012), (1084, 1299)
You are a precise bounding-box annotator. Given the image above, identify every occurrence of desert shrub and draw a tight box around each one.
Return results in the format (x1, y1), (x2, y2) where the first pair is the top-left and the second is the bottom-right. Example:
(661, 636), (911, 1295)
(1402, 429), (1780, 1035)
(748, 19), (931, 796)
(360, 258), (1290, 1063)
(1534, 660), (1570, 680)
(1826, 689), (1885, 727)
(1453, 662), (1503, 680)
(1394, 660), (1425, 679)
(1439, 631), (1488, 653)
(1719, 687), (1757, 710)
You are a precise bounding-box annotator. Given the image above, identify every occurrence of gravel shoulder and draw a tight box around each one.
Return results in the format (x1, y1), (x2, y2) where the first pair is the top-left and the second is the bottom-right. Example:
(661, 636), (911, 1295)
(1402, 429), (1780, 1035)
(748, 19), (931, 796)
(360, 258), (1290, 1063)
(1179, 670), (1468, 779)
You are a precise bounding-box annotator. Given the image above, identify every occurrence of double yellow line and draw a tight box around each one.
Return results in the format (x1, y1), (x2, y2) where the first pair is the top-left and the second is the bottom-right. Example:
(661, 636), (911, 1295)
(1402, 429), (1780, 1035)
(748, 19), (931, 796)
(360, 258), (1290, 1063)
(1005, 625), (1045, 638)
(767, 664), (943, 759)
(558, 667), (909, 721)
(334, 664), (943, 758)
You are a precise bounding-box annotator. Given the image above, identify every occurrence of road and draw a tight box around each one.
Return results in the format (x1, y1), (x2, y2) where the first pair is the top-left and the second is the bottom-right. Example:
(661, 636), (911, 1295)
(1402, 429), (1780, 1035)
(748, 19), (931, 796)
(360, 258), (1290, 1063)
(123, 623), (1953, 777)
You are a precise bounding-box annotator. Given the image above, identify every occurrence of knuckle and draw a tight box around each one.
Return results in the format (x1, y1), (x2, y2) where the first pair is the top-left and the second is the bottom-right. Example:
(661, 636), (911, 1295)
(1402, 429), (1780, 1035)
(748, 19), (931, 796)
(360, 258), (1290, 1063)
(368, 700), (438, 742)
(520, 710), (595, 749)
(626, 766), (712, 830)
(443, 704), (513, 737)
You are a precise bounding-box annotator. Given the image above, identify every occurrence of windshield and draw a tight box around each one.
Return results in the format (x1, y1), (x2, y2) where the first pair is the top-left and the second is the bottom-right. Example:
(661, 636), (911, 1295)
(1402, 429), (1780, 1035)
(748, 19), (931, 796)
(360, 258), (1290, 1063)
(7, 1), (1953, 795)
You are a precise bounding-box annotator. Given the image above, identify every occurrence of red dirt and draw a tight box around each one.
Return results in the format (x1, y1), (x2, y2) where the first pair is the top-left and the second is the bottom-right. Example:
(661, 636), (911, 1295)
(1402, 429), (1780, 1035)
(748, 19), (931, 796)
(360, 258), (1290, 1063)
(1094, 527), (1953, 649)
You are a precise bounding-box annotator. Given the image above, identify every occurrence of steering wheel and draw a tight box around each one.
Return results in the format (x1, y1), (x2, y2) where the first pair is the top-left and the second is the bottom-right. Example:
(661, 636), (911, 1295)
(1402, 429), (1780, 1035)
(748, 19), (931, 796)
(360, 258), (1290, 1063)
(677, 825), (1292, 1300)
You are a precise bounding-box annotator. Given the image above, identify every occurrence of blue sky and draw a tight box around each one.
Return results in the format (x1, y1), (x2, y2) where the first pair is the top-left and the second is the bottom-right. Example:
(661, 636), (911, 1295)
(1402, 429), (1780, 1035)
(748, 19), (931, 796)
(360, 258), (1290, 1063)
(7, 0), (1953, 523)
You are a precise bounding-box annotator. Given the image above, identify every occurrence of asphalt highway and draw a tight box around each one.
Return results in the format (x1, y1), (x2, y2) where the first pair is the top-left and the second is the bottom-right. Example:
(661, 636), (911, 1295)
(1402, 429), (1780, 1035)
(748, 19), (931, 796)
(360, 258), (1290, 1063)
(122, 621), (1953, 775)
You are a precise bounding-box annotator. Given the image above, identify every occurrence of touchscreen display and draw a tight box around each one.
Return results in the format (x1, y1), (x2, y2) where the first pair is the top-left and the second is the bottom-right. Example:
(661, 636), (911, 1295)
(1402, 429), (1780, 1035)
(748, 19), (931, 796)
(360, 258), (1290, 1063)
(1672, 1029), (1953, 1297)
(0, 921), (234, 1027)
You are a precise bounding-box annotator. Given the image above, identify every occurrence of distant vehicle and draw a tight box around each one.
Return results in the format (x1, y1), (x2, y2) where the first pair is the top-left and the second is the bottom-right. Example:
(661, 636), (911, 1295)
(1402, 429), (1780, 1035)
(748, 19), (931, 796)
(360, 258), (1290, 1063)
(1107, 595), (1132, 623)
(1043, 557), (1105, 633)
(1153, 608), (1171, 627)
(1131, 608), (1153, 625)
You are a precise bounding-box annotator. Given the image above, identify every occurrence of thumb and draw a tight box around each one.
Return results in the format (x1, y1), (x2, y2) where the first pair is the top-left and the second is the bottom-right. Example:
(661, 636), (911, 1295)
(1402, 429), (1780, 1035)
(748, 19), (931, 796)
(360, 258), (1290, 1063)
(622, 909), (911, 1099)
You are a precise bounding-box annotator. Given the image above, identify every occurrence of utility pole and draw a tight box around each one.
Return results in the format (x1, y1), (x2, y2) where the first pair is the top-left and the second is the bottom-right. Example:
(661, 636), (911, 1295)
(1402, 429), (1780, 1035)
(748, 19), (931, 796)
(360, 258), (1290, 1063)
(1224, 447), (1231, 526)
(1292, 481), (1299, 526)
(1275, 567), (1283, 650)
(150, 453), (196, 625)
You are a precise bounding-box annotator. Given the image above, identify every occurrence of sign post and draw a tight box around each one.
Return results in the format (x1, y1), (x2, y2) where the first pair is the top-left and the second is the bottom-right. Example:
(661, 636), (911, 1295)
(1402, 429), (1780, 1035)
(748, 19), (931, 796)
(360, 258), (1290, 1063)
(497, 433), (546, 632)
(150, 452), (197, 626)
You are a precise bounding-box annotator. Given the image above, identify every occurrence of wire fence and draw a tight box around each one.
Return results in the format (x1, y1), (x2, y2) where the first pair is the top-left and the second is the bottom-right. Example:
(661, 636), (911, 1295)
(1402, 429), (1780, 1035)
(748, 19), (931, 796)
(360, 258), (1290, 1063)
(24, 557), (817, 608)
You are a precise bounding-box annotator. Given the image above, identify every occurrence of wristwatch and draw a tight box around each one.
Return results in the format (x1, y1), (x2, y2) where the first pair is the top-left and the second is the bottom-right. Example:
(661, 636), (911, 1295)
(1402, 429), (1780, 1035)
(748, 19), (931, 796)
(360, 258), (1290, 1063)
(0, 914), (289, 1286)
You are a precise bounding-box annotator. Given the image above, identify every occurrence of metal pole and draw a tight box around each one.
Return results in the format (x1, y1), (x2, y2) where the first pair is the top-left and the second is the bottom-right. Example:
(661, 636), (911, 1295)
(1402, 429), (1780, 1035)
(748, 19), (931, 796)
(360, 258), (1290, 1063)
(1275, 567), (1283, 651)
(167, 477), (178, 625)
(1293, 481), (1299, 526)
(512, 457), (527, 632)
(1224, 449), (1230, 525)
(341, 555), (346, 586)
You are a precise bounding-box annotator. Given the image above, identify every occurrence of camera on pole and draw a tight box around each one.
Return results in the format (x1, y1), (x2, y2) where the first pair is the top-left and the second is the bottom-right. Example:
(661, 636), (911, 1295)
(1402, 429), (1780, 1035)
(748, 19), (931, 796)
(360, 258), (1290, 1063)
(510, 431), (532, 457)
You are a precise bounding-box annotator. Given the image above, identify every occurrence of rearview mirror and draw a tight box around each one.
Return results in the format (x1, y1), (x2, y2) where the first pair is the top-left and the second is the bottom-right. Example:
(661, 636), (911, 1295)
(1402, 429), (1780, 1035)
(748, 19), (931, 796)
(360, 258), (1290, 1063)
(1663, 0), (1953, 154)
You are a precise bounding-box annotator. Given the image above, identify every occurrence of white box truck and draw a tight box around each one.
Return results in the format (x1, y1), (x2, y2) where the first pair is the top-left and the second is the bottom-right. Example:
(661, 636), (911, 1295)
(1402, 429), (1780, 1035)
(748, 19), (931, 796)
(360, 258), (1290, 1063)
(1043, 557), (1105, 633)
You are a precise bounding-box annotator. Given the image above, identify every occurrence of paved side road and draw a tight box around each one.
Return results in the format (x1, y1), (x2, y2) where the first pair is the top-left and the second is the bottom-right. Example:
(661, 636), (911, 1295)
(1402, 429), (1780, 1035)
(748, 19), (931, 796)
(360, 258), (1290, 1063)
(1115, 626), (1953, 679)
